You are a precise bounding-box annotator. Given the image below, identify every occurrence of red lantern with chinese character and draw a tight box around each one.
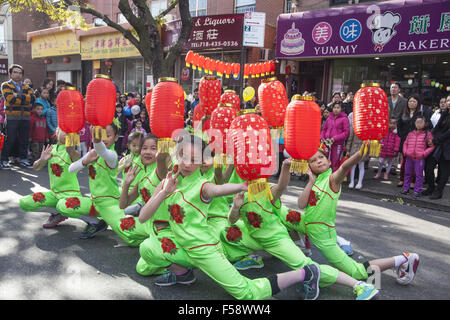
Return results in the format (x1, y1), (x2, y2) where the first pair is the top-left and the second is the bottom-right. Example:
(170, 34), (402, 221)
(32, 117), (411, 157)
(185, 50), (194, 67)
(258, 77), (289, 137)
(57, 87), (85, 147)
(229, 112), (275, 201)
(85, 74), (116, 140)
(220, 90), (241, 113)
(210, 103), (237, 167)
(269, 60), (276, 75)
(232, 63), (240, 79)
(284, 95), (321, 174)
(145, 88), (152, 116)
(150, 77), (185, 152)
(353, 83), (389, 156)
(198, 76), (221, 115)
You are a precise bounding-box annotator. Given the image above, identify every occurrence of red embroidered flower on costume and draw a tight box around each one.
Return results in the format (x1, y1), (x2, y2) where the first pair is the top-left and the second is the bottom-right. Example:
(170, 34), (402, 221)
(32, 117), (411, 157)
(169, 204), (185, 224)
(140, 188), (151, 203)
(226, 225), (242, 242)
(247, 211), (263, 228)
(173, 164), (179, 173)
(286, 210), (301, 225)
(160, 237), (177, 255)
(32, 192), (46, 203)
(51, 163), (63, 177)
(65, 197), (81, 209)
(120, 216), (136, 231)
(89, 204), (99, 216)
(89, 165), (96, 180)
(308, 190), (318, 207)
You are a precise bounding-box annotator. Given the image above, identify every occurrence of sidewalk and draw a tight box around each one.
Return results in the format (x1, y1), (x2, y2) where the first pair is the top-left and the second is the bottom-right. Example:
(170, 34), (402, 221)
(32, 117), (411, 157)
(281, 159), (450, 213)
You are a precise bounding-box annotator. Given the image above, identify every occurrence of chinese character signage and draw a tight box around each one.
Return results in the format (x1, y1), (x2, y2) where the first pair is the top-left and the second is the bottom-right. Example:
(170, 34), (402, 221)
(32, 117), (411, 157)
(81, 31), (141, 60)
(276, 0), (450, 59)
(31, 31), (80, 58)
(162, 14), (244, 52)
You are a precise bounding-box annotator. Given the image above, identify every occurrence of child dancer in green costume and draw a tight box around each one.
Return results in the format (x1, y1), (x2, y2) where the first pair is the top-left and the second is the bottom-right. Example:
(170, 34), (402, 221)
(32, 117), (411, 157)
(228, 157), (378, 300)
(296, 141), (420, 287)
(139, 134), (324, 300)
(20, 128), (80, 228)
(65, 123), (149, 245)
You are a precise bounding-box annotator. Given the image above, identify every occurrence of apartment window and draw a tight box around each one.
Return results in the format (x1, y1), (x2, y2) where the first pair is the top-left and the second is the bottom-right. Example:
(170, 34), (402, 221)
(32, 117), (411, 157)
(285, 0), (292, 13)
(235, 0), (255, 14)
(94, 17), (107, 26)
(117, 13), (127, 24)
(150, 0), (168, 17)
(189, 0), (207, 17)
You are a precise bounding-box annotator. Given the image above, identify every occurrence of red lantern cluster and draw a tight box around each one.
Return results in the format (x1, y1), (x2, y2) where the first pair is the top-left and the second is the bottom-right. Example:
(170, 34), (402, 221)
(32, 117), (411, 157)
(353, 83), (389, 156)
(150, 77), (185, 152)
(198, 76), (221, 115)
(219, 90), (241, 113)
(229, 113), (275, 201)
(85, 74), (117, 140)
(244, 61), (275, 79)
(284, 95), (321, 174)
(258, 77), (289, 129)
(56, 87), (85, 147)
(210, 104), (238, 166)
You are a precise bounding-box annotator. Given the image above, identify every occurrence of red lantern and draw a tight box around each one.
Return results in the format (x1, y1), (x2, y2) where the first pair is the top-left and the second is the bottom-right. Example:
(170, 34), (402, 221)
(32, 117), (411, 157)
(232, 63), (240, 79)
(249, 64), (256, 78)
(210, 59), (218, 75)
(210, 104), (238, 167)
(150, 77), (185, 152)
(255, 63), (261, 78)
(44, 58), (52, 65)
(85, 74), (117, 140)
(353, 83), (389, 156)
(56, 87), (85, 147)
(224, 63), (232, 78)
(229, 112), (275, 201)
(216, 61), (224, 77)
(258, 77), (289, 130)
(284, 95), (321, 174)
(244, 64), (250, 79)
(269, 60), (276, 75)
(145, 89), (152, 116)
(204, 57), (212, 74)
(185, 50), (194, 67)
(193, 102), (210, 132)
(105, 59), (114, 68)
(198, 76), (222, 115)
(63, 57), (71, 64)
(198, 55), (206, 72)
(220, 90), (241, 113)
(263, 62), (270, 76)
(192, 52), (200, 70)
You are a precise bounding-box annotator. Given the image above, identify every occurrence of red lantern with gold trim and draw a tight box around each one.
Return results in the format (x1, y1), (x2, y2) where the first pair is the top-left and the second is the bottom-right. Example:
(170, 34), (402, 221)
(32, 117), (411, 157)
(244, 64), (250, 79)
(258, 77), (289, 134)
(269, 60), (276, 75)
(284, 95), (321, 174)
(145, 88), (152, 116)
(204, 57), (212, 74)
(210, 59), (217, 75)
(192, 52), (200, 70)
(224, 63), (232, 78)
(150, 77), (185, 152)
(353, 83), (389, 156)
(57, 86), (85, 147)
(198, 76), (222, 115)
(220, 90), (241, 113)
(85, 74), (116, 140)
(229, 112), (276, 201)
(232, 63), (240, 79)
(210, 103), (237, 167)
(185, 50), (194, 67)
(193, 102), (210, 132)
(198, 55), (206, 72)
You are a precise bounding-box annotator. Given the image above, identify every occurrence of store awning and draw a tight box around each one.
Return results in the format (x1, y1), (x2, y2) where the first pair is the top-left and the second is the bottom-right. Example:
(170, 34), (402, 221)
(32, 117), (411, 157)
(276, 0), (450, 59)
(28, 28), (80, 59)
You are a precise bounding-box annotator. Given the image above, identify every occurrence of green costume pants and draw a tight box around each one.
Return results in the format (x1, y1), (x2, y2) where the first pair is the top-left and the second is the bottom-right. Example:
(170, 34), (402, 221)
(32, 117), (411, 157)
(20, 191), (79, 215)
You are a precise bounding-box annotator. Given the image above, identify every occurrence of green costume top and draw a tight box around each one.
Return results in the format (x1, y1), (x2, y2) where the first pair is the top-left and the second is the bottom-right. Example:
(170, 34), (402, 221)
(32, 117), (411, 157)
(138, 161), (167, 222)
(88, 145), (120, 200)
(201, 166), (229, 220)
(121, 153), (144, 188)
(238, 187), (288, 240)
(224, 167), (245, 204)
(49, 143), (81, 197)
(163, 168), (216, 250)
(304, 168), (340, 228)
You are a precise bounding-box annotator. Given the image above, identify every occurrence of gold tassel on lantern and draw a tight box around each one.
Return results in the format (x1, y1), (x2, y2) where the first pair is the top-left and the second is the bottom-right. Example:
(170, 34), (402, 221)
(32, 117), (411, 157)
(65, 133), (80, 147)
(290, 159), (309, 175)
(248, 178), (273, 202)
(369, 140), (381, 157)
(214, 153), (228, 169)
(91, 126), (107, 141)
(158, 138), (175, 153)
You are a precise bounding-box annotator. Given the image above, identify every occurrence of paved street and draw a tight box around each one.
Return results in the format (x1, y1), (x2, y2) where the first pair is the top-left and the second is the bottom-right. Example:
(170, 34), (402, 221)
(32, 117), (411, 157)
(0, 164), (449, 300)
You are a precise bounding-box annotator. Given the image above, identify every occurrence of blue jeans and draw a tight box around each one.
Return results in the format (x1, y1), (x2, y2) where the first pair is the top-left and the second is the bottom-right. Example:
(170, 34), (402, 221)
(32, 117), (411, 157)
(1, 119), (30, 161)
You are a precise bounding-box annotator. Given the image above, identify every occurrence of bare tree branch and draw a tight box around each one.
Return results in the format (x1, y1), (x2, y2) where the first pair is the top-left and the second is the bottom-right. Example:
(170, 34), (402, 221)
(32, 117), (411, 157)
(165, 0), (192, 66)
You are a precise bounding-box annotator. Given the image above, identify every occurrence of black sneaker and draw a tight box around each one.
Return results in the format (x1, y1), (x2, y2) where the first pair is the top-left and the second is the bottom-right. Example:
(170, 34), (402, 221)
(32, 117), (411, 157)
(400, 189), (409, 195)
(302, 264), (321, 300)
(154, 269), (196, 287)
(79, 220), (108, 239)
(429, 191), (443, 200)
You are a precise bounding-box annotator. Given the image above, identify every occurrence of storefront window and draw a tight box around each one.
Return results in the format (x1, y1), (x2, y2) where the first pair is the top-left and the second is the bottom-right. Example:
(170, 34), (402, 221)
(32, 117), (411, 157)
(125, 59), (144, 94)
(111, 59), (125, 94)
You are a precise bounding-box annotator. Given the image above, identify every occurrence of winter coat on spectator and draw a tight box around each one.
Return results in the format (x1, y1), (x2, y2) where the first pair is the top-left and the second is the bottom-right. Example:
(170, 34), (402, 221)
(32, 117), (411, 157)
(320, 111), (350, 144)
(403, 130), (435, 160)
(34, 97), (51, 116)
(345, 129), (363, 156)
(79, 122), (91, 143)
(1, 80), (35, 120)
(0, 97), (5, 126)
(432, 110), (450, 161)
(46, 105), (58, 135)
(29, 112), (48, 143)
(380, 129), (401, 158)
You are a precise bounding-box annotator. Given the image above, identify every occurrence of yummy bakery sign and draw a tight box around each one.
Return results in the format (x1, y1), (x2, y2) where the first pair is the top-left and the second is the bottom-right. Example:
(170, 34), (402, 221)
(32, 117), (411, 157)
(276, 0), (450, 59)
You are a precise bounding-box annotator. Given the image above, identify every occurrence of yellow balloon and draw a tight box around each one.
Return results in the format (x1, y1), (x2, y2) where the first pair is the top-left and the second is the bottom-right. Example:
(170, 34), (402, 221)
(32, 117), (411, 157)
(243, 86), (255, 102)
(184, 91), (187, 100)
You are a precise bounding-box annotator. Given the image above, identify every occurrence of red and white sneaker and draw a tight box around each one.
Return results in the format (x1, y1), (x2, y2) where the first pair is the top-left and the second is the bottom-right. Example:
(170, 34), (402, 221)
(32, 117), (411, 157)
(43, 214), (68, 229)
(396, 252), (419, 285)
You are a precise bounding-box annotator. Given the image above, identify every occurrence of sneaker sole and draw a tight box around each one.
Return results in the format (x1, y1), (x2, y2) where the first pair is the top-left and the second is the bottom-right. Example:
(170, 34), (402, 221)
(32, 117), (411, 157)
(397, 255), (419, 285)
(79, 224), (108, 239)
(309, 265), (321, 300)
(154, 281), (177, 287)
(43, 217), (68, 229)
(177, 277), (197, 285)
(235, 263), (265, 271)
(364, 289), (379, 300)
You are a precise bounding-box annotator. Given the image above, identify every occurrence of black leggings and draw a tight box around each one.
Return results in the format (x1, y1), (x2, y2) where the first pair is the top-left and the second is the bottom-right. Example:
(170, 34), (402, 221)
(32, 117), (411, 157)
(425, 155), (450, 193)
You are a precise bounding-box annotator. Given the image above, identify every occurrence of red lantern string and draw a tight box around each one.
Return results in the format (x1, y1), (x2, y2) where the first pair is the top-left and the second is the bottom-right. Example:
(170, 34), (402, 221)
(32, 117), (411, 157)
(284, 95), (321, 174)
(57, 87), (85, 147)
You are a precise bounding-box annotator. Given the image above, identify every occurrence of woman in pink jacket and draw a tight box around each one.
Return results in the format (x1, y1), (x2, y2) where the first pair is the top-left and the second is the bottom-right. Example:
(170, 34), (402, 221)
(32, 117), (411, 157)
(321, 102), (350, 172)
(401, 115), (435, 198)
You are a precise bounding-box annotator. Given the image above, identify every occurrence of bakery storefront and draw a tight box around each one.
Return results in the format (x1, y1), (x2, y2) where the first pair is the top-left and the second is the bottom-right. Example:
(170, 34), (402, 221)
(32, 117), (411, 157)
(276, 0), (450, 107)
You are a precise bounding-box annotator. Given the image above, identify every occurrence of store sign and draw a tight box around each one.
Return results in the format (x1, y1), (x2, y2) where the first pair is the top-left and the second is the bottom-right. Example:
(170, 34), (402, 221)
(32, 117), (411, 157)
(0, 59), (8, 75)
(31, 31), (80, 58)
(276, 0), (450, 59)
(243, 12), (266, 47)
(161, 14), (244, 52)
(81, 31), (140, 60)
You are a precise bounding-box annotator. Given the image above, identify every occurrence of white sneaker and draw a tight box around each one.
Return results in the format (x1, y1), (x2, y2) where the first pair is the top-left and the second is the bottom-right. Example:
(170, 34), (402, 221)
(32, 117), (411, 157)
(1, 160), (11, 169)
(355, 183), (362, 189)
(396, 253), (419, 285)
(348, 182), (354, 189)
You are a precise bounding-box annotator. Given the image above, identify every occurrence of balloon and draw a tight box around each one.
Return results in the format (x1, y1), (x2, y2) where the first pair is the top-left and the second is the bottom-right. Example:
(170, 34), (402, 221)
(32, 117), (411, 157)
(131, 105), (141, 115)
(123, 106), (132, 117)
(243, 86), (255, 102)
